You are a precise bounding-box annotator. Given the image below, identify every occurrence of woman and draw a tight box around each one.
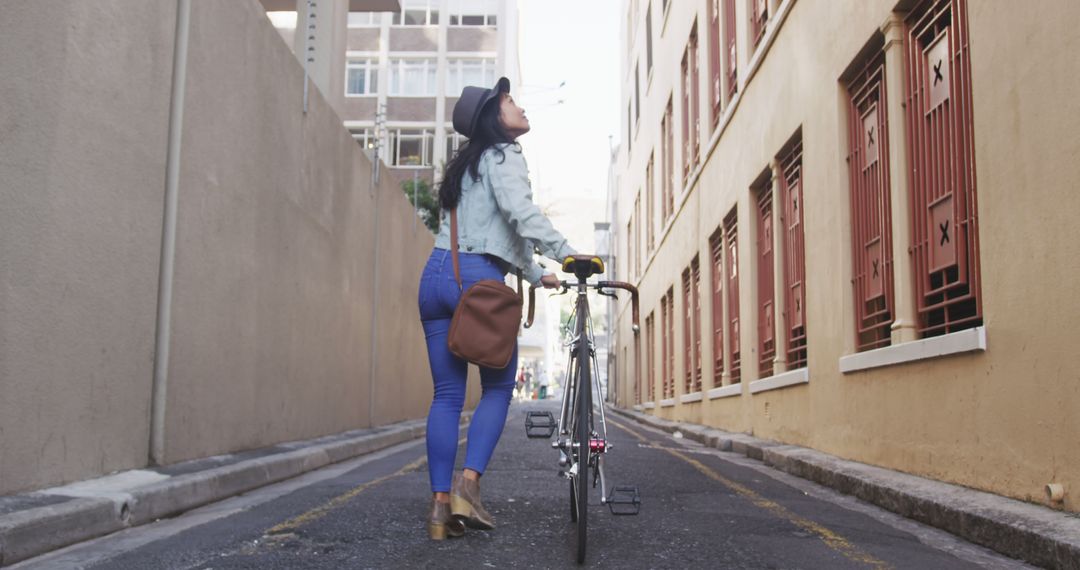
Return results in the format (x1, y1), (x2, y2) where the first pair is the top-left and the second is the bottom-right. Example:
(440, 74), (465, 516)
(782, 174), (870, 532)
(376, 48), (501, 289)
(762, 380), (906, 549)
(417, 77), (577, 540)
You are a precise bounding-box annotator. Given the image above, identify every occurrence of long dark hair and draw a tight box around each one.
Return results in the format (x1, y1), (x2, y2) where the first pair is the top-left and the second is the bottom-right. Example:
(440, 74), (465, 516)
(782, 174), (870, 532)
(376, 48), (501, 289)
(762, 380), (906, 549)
(438, 96), (517, 210)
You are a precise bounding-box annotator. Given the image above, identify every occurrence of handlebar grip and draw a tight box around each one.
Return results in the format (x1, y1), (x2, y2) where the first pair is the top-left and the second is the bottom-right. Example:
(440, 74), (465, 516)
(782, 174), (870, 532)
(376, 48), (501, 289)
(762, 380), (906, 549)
(524, 285), (537, 329)
(597, 281), (641, 335)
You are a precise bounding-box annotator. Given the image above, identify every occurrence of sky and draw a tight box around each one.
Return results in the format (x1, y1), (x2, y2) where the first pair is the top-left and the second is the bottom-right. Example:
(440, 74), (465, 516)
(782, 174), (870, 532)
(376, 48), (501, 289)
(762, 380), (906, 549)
(516, 0), (621, 252)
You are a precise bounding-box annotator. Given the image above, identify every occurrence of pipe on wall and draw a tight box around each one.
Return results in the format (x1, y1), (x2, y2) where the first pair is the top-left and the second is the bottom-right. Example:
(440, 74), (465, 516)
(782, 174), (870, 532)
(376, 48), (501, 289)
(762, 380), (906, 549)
(149, 0), (191, 466)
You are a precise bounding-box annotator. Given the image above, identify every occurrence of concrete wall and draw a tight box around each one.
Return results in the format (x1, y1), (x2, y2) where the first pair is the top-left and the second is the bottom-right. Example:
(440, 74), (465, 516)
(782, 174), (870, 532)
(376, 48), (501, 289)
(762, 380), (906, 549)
(614, 0), (1080, 513)
(0, 0), (176, 496)
(0, 0), (441, 494)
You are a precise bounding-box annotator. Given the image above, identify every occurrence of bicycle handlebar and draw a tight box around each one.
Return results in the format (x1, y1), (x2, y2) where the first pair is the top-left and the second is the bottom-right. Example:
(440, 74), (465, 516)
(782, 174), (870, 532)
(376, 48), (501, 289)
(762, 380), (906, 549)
(524, 284), (537, 329)
(598, 281), (640, 335)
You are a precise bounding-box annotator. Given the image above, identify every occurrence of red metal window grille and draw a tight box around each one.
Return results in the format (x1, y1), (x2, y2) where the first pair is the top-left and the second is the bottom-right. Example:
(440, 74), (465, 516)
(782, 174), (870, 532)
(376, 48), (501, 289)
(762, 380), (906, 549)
(846, 50), (895, 352)
(681, 23), (700, 185)
(634, 193), (642, 278)
(660, 289), (669, 397)
(662, 98), (675, 222)
(755, 184), (776, 378)
(645, 2), (653, 72)
(634, 332), (641, 404)
(708, 0), (722, 127)
(904, 0), (982, 337)
(724, 211), (741, 383)
(749, 0), (768, 48)
(724, 0), (737, 99)
(709, 229), (725, 387)
(646, 154), (655, 253)
(646, 312), (655, 401)
(780, 139), (808, 369)
(660, 295), (669, 399)
(691, 256), (702, 391)
(682, 268), (693, 393)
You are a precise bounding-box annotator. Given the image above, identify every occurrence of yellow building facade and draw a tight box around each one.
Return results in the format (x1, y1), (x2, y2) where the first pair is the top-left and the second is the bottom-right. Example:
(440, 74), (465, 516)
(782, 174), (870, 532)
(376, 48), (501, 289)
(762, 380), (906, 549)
(611, 0), (1080, 513)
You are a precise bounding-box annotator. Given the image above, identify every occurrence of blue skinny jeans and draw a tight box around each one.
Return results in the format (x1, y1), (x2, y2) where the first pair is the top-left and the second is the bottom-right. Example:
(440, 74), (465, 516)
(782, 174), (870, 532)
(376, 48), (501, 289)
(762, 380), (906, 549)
(418, 248), (518, 493)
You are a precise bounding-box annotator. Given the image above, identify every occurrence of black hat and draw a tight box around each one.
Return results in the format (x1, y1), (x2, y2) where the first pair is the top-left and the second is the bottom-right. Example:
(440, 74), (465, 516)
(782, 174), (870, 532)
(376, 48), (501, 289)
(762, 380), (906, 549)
(452, 76), (510, 139)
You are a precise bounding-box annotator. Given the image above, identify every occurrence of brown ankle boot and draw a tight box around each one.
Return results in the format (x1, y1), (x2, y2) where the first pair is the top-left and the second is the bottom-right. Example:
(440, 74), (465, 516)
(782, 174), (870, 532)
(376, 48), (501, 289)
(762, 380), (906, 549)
(428, 498), (465, 540)
(450, 472), (495, 530)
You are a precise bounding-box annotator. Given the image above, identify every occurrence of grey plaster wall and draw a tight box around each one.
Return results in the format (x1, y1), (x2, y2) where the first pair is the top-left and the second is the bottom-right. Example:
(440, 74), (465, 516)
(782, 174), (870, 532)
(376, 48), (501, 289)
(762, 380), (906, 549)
(0, 0), (439, 492)
(0, 0), (176, 495)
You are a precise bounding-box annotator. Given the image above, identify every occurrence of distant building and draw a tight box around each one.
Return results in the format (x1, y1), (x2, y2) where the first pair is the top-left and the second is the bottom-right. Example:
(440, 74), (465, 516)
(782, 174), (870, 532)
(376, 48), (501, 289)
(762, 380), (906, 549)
(264, 0), (520, 186)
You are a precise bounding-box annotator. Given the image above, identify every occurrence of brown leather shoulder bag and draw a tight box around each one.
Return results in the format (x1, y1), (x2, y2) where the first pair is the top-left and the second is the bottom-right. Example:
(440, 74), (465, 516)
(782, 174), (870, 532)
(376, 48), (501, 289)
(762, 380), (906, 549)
(446, 208), (522, 369)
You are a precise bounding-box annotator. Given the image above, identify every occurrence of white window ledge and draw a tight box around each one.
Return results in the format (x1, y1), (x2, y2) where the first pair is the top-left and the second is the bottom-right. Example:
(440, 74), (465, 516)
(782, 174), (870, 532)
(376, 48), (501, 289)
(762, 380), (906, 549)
(642, 401), (656, 409)
(749, 367), (809, 394)
(839, 326), (987, 374)
(632, 404), (644, 411)
(679, 392), (703, 404)
(707, 384), (742, 399)
(660, 398), (676, 408)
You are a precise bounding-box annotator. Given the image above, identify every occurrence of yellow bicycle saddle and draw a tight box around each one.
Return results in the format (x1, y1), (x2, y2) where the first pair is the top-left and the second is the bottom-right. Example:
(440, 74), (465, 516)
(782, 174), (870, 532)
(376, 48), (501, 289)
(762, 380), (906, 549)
(562, 255), (605, 279)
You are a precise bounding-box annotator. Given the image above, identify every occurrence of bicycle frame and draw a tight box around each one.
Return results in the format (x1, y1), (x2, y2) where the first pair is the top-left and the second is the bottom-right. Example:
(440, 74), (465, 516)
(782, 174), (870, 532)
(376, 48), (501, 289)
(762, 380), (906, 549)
(552, 277), (639, 507)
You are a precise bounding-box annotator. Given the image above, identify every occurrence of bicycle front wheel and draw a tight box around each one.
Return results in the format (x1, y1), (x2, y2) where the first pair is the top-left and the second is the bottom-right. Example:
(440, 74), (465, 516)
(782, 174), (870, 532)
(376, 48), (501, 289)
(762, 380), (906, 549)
(574, 328), (591, 564)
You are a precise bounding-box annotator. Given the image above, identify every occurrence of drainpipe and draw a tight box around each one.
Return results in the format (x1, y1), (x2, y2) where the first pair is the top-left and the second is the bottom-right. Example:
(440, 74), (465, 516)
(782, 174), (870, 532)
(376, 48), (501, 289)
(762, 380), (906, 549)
(150, 0), (191, 466)
(368, 173), (381, 427)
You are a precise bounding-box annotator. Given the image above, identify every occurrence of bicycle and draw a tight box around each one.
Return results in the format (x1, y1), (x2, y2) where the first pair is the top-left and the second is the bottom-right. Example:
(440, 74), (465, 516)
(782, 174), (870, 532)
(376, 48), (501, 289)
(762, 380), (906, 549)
(524, 255), (641, 564)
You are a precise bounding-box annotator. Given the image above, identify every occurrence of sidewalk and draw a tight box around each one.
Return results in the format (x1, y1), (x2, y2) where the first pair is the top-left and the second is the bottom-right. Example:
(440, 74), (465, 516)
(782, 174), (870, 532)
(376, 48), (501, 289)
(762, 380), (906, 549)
(612, 406), (1080, 570)
(0, 416), (464, 567)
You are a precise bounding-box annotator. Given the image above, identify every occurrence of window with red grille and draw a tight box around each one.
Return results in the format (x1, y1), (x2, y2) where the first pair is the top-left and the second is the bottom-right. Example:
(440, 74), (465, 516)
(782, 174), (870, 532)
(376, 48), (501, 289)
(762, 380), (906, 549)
(691, 256), (702, 389)
(749, 0), (768, 48)
(662, 97), (675, 223)
(707, 0), (722, 127)
(709, 228), (724, 387)
(724, 0), (737, 99)
(646, 154), (655, 253)
(660, 295), (669, 399)
(626, 217), (634, 281)
(656, 287), (673, 399)
(682, 268), (693, 393)
(681, 23), (700, 185)
(755, 183), (776, 378)
(904, 0), (982, 337)
(646, 312), (655, 401)
(780, 138), (807, 369)
(634, 331), (641, 404)
(634, 193), (642, 279)
(724, 211), (741, 383)
(681, 259), (702, 394)
(846, 50), (895, 352)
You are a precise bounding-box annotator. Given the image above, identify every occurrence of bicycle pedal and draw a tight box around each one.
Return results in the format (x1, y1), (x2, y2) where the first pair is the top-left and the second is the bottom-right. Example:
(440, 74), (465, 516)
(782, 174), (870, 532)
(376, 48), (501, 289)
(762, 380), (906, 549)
(606, 486), (641, 516)
(525, 411), (557, 439)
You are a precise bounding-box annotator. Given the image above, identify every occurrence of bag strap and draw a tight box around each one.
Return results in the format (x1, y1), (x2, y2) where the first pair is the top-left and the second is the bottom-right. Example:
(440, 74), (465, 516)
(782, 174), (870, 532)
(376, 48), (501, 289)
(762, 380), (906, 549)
(450, 207), (525, 299)
(450, 208), (463, 290)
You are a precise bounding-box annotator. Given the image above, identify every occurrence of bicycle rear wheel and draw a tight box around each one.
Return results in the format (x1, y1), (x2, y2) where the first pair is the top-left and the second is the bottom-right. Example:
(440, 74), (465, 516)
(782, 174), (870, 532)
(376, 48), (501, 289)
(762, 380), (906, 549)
(574, 323), (591, 564)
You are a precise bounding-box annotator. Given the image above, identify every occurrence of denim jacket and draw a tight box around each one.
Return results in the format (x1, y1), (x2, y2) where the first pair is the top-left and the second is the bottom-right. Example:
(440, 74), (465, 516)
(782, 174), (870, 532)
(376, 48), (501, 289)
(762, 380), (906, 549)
(434, 144), (577, 286)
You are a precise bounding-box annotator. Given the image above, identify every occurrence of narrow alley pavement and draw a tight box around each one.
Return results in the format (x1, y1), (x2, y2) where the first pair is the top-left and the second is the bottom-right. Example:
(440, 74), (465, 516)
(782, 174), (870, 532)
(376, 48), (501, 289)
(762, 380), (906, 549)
(15, 402), (1032, 569)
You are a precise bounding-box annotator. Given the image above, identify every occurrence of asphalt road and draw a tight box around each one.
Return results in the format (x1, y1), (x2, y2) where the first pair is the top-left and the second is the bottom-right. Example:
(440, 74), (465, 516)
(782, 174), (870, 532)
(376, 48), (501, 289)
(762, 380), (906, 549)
(16, 400), (1033, 569)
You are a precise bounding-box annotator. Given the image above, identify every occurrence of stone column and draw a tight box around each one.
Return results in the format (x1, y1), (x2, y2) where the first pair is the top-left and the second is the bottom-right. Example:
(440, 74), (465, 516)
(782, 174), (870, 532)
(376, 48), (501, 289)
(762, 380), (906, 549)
(770, 159), (788, 374)
(880, 13), (919, 344)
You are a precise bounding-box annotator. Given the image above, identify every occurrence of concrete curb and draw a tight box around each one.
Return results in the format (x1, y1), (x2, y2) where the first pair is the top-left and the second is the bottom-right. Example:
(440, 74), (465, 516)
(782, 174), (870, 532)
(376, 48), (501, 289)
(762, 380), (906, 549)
(0, 419), (431, 567)
(611, 407), (1080, 570)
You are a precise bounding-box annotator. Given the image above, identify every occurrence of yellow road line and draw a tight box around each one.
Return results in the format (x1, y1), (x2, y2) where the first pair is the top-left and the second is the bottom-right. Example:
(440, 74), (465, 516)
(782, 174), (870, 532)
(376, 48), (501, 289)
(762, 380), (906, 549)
(265, 437), (465, 538)
(608, 419), (892, 570)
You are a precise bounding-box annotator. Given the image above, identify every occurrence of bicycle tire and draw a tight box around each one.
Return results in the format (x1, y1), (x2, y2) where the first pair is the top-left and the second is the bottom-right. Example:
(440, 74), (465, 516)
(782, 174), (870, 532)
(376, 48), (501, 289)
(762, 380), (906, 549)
(569, 477), (577, 522)
(574, 304), (591, 565)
